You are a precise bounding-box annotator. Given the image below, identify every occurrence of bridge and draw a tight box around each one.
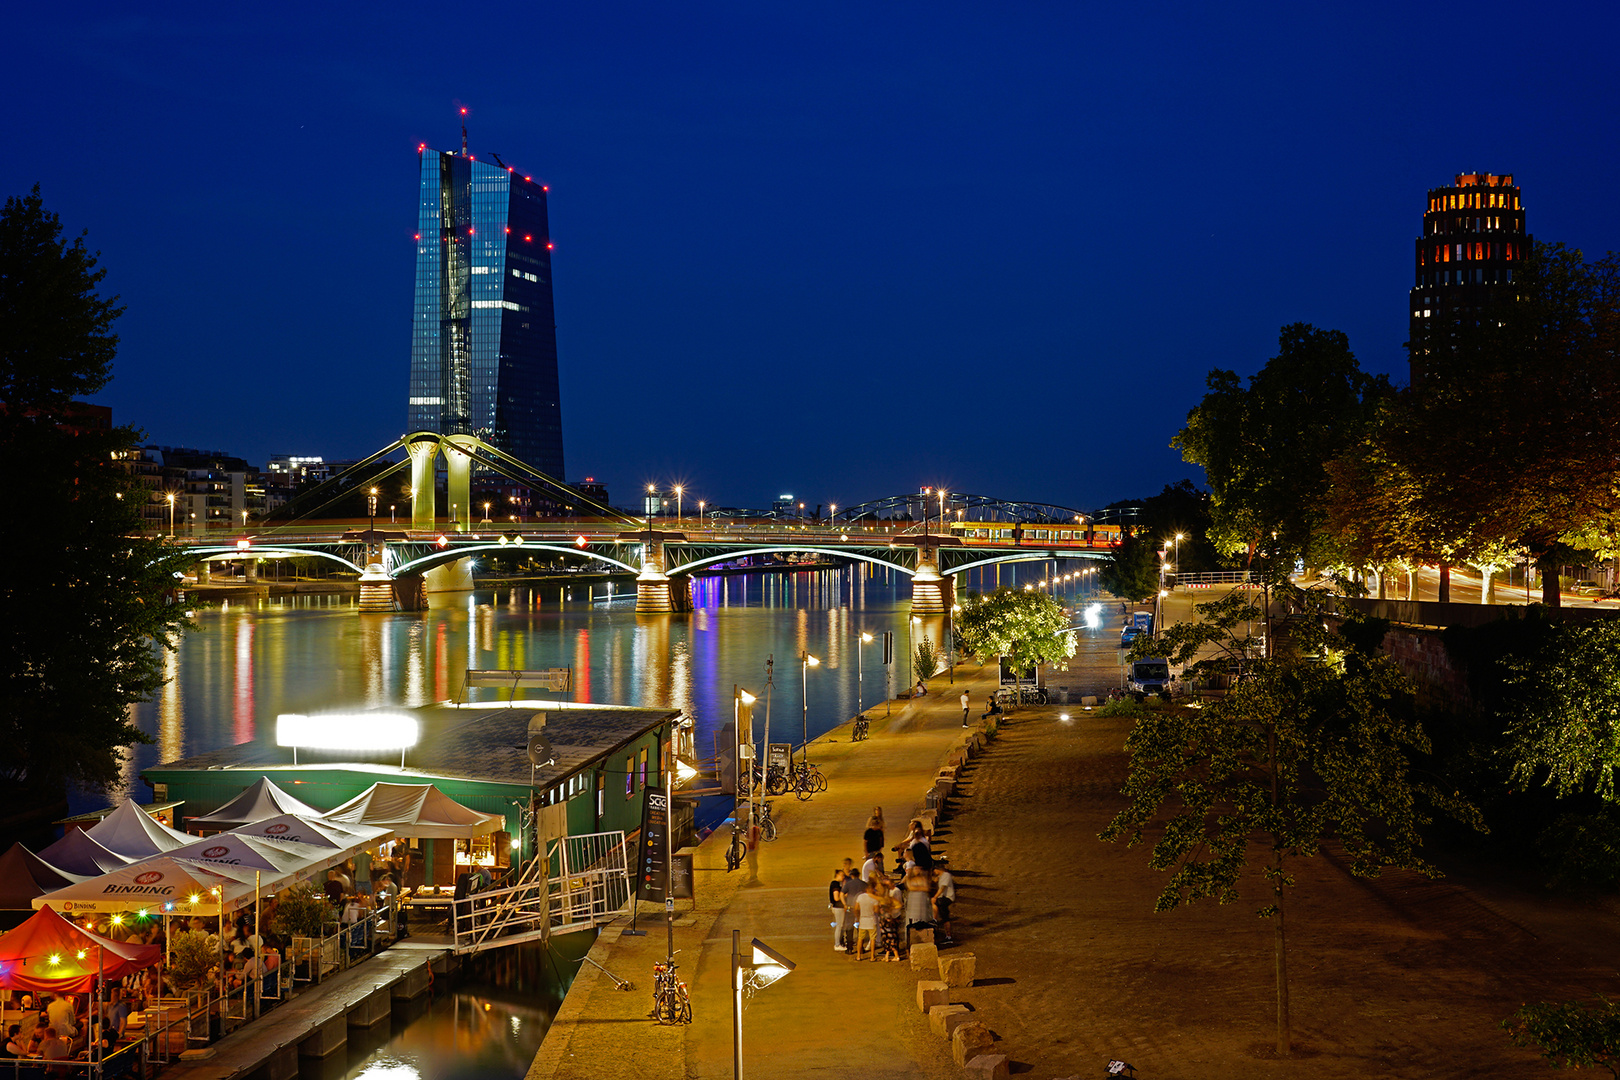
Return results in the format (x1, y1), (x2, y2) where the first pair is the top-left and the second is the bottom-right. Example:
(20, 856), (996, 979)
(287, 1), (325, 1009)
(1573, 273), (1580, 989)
(175, 433), (1112, 614)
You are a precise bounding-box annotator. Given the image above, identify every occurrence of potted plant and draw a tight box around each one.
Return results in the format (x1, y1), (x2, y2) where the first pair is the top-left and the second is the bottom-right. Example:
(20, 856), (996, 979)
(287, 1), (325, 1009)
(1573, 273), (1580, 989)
(270, 885), (335, 979)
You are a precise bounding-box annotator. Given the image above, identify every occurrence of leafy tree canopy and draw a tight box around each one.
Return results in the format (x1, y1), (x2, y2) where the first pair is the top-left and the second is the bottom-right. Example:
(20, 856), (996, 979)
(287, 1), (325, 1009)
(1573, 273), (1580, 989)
(1098, 530), (1161, 603)
(0, 187), (190, 799)
(1174, 323), (1391, 570)
(1504, 997), (1620, 1078)
(1499, 619), (1620, 802)
(953, 587), (1075, 673)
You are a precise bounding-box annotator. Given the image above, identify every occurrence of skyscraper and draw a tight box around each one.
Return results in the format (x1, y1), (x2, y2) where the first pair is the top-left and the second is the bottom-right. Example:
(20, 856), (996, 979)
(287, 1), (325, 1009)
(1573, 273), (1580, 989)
(1408, 172), (1529, 385)
(407, 146), (565, 478)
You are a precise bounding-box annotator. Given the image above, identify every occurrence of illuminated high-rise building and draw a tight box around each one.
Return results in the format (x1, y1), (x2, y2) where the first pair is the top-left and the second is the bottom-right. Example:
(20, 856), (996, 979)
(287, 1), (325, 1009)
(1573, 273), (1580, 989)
(406, 145), (564, 478)
(1408, 172), (1529, 385)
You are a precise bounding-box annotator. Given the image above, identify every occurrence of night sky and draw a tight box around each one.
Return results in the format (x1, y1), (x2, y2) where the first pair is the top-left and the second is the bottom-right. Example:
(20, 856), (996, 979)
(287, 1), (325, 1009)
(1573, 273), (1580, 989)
(6, 3), (1617, 513)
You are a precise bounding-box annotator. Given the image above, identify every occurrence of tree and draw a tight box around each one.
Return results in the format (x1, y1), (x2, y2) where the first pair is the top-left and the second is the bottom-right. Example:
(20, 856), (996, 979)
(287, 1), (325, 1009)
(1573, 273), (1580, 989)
(1101, 631), (1481, 1056)
(1399, 242), (1620, 606)
(913, 636), (941, 683)
(1504, 997), (1620, 1077)
(1174, 324), (1391, 571)
(0, 187), (190, 800)
(1097, 531), (1160, 603)
(1499, 620), (1620, 802)
(953, 588), (1075, 674)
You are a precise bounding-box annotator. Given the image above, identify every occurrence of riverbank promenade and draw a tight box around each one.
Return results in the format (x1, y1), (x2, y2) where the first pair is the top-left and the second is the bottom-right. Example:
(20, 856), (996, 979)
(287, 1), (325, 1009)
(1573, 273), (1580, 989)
(528, 664), (997, 1080)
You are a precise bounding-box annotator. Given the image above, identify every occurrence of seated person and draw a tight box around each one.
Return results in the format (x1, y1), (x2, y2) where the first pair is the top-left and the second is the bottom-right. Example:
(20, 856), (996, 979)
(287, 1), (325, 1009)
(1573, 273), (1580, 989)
(2, 1024), (24, 1058)
(39, 1026), (71, 1065)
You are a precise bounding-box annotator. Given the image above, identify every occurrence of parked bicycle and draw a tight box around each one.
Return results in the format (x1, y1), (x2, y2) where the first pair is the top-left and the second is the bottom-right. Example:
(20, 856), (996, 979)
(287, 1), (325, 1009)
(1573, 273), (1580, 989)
(651, 953), (692, 1024)
(851, 716), (870, 741)
(791, 761), (827, 800)
(724, 821), (746, 872)
(757, 800), (779, 842)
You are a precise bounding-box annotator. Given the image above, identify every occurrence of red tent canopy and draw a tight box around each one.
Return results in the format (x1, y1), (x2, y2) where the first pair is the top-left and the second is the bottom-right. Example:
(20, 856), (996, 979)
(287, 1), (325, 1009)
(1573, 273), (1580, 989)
(0, 906), (161, 993)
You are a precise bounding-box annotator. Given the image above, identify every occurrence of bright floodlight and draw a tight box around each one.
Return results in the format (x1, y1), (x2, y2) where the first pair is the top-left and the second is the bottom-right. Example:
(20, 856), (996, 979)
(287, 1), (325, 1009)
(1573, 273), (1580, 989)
(277, 713), (420, 750)
(738, 689), (757, 706)
(748, 938), (796, 988)
(675, 758), (700, 784)
(805, 655), (820, 667)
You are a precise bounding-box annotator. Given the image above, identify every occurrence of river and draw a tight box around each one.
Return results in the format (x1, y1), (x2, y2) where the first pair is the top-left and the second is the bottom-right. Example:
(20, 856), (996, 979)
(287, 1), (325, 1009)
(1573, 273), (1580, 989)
(117, 563), (1056, 819)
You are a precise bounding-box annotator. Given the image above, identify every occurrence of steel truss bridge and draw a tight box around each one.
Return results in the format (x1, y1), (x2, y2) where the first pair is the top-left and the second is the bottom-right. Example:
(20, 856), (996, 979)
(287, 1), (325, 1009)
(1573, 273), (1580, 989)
(175, 436), (1104, 609)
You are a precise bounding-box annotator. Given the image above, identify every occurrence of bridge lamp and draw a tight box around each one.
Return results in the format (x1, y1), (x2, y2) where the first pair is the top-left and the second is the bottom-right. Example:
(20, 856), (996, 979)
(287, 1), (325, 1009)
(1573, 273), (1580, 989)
(673, 485), (683, 525)
(698, 499), (705, 527)
(732, 930), (796, 1079)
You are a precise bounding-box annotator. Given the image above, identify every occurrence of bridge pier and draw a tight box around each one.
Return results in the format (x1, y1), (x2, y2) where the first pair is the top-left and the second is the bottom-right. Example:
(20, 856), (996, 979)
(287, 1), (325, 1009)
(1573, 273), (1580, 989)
(407, 435), (439, 531)
(445, 434), (477, 533)
(425, 557), (475, 593)
(358, 563), (394, 612)
(631, 533), (694, 614)
(910, 542), (949, 616)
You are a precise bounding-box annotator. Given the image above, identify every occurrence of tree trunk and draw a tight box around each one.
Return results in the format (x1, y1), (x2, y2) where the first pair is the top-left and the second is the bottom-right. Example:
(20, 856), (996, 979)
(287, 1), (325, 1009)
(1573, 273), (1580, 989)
(1483, 569), (1495, 605)
(1437, 563), (1451, 604)
(1377, 568), (1387, 600)
(1406, 569), (1414, 600)
(1273, 865), (1291, 1056)
(1538, 554), (1562, 607)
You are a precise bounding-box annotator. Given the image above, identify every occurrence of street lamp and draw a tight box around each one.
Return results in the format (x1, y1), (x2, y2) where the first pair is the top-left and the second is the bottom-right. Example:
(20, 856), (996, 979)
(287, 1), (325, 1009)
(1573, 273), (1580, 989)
(921, 486), (932, 537)
(1172, 532), (1185, 588)
(674, 485), (683, 526)
(857, 631), (873, 716)
(938, 489), (949, 536)
(732, 930), (795, 1080)
(799, 651), (819, 767)
(698, 500), (705, 529)
(166, 492), (175, 538)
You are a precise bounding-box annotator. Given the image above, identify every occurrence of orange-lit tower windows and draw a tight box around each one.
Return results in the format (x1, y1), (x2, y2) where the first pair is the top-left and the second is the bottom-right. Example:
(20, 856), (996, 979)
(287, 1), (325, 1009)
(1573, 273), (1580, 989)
(1408, 172), (1530, 385)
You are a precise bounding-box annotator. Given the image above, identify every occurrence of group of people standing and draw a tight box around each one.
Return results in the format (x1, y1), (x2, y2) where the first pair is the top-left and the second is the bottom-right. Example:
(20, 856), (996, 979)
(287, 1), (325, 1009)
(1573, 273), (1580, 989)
(829, 808), (957, 961)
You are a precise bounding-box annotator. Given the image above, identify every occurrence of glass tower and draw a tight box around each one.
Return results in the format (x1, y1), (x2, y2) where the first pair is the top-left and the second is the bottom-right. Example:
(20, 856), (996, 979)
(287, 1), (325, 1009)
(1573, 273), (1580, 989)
(407, 148), (565, 478)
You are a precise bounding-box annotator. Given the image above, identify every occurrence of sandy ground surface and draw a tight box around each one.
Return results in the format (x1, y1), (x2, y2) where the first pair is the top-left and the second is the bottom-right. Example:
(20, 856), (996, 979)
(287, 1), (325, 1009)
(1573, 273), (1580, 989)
(926, 602), (1620, 1079)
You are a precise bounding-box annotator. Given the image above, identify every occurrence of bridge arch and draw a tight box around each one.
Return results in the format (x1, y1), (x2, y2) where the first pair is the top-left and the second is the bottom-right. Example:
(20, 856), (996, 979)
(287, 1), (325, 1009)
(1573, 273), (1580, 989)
(668, 547), (914, 578)
(945, 550), (1104, 577)
(187, 545), (367, 576)
(391, 544), (641, 578)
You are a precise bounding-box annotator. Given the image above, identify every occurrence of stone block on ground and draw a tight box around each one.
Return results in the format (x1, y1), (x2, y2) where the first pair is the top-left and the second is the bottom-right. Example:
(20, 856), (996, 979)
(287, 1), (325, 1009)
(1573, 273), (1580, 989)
(927, 1003), (970, 1037)
(909, 925), (936, 947)
(952, 1021), (994, 1066)
(917, 979), (951, 1012)
(964, 1053), (1010, 1079)
(918, 809), (938, 831)
(1081, 695), (1098, 707)
(939, 952), (976, 987)
(909, 941), (939, 972)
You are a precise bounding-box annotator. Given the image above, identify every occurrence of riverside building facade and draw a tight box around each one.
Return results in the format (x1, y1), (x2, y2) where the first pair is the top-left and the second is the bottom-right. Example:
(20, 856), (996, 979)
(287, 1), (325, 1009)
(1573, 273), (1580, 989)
(1408, 172), (1529, 385)
(406, 146), (565, 478)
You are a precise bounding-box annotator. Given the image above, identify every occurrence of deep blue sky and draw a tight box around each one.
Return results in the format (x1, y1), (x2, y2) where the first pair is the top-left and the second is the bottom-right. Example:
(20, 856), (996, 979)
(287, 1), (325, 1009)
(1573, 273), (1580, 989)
(6, 3), (1617, 512)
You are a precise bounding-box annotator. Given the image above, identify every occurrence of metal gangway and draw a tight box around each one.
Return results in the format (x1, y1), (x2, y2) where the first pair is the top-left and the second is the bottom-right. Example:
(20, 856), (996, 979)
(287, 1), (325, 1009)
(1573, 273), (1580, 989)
(451, 830), (629, 955)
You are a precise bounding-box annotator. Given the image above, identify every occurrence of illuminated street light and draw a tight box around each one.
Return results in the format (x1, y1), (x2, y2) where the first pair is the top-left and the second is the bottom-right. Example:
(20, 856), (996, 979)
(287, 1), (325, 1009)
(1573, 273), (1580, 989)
(857, 631), (873, 716)
(799, 652), (819, 768)
(674, 485), (683, 526)
(165, 492), (175, 538)
(732, 930), (795, 1079)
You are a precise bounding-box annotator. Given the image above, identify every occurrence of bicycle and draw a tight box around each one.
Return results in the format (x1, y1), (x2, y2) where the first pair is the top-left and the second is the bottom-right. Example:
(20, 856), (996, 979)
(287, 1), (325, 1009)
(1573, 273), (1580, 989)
(757, 800), (778, 842)
(790, 762), (825, 801)
(725, 822), (746, 872)
(852, 716), (870, 741)
(651, 953), (692, 1025)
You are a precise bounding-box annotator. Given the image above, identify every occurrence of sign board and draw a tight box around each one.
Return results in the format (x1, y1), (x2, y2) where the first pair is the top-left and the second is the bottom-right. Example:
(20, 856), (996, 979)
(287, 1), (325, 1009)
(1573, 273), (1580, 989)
(767, 743), (793, 771)
(670, 853), (694, 900)
(636, 791), (670, 901)
(998, 657), (1038, 687)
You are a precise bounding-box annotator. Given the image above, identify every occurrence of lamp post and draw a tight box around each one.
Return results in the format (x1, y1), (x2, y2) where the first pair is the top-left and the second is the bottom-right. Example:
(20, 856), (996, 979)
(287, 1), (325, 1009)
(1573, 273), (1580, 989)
(166, 492), (175, 538)
(938, 489), (948, 537)
(921, 486), (931, 537)
(857, 631), (873, 716)
(731, 931), (795, 1080)
(674, 485), (683, 526)
(698, 500), (705, 531)
(799, 651), (818, 767)
(367, 487), (379, 565)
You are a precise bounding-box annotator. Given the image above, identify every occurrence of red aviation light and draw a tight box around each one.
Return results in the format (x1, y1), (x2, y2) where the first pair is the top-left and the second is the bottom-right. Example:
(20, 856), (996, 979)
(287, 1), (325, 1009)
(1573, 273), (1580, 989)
(546, 242), (554, 250)
(523, 234), (532, 242)
(468, 227), (475, 235)
(523, 176), (531, 182)
(504, 226), (510, 234)
(542, 185), (549, 192)
(417, 143), (426, 152)
(414, 234), (421, 241)
(460, 107), (468, 115)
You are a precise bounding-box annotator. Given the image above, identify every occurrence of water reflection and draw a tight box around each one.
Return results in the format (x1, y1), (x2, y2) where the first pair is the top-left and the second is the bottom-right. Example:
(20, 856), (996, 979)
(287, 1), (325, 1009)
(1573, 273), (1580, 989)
(117, 564), (1065, 813)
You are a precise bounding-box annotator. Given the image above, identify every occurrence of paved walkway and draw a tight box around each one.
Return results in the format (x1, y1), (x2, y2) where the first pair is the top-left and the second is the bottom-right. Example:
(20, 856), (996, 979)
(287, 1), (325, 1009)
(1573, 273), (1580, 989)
(528, 663), (996, 1080)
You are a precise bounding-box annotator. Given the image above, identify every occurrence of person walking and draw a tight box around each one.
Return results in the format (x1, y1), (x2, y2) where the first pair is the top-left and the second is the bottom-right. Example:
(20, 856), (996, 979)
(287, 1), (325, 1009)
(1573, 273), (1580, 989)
(863, 815), (885, 860)
(960, 689), (970, 727)
(829, 868), (847, 951)
(933, 867), (957, 945)
(840, 860), (866, 952)
(853, 885), (880, 961)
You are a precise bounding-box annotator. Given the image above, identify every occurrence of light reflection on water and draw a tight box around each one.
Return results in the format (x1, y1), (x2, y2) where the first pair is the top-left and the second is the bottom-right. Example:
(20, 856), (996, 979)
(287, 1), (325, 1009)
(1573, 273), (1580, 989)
(116, 566), (1056, 809)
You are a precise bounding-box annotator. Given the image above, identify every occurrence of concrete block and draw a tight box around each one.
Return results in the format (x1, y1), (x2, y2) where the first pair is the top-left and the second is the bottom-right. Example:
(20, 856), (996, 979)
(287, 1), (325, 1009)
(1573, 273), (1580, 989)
(952, 1022), (994, 1066)
(939, 952), (976, 987)
(917, 979), (951, 1012)
(298, 1015), (348, 1058)
(964, 1053), (1010, 1079)
(392, 964), (432, 1000)
(909, 942), (939, 972)
(347, 986), (392, 1028)
(927, 1003), (970, 1036)
(909, 925), (935, 947)
(262, 1044), (300, 1080)
(1081, 695), (1098, 707)
(918, 809), (938, 832)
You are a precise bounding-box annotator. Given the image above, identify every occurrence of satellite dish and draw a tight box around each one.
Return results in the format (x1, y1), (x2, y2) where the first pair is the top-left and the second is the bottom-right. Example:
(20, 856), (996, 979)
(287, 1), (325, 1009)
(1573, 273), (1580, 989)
(527, 733), (556, 767)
